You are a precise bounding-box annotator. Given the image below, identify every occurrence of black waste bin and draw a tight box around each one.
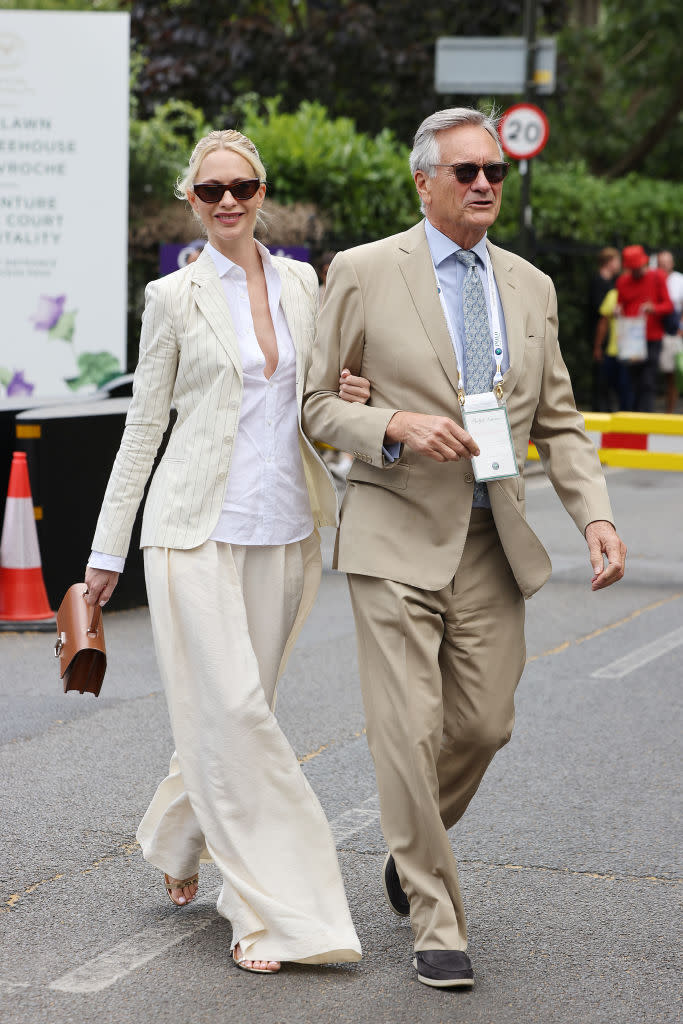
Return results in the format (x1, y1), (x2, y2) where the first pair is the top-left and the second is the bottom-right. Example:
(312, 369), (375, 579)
(14, 399), (173, 610)
(1, 396), (91, 529)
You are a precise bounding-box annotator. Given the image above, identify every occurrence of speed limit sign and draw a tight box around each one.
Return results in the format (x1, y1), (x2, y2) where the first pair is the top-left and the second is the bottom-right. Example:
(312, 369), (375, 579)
(499, 104), (550, 160)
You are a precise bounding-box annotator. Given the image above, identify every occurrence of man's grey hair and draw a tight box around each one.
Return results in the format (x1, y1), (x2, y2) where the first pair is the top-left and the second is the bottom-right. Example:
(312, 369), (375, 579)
(409, 107), (502, 179)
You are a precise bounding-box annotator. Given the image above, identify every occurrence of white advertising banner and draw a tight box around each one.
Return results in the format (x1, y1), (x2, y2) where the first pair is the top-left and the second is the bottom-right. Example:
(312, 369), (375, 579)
(0, 11), (129, 399)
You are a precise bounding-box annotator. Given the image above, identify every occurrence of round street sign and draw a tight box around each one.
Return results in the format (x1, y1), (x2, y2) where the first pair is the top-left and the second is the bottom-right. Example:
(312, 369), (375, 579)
(499, 103), (550, 160)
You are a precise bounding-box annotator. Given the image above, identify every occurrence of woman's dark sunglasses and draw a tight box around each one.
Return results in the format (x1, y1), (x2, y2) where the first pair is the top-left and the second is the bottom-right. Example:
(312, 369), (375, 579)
(192, 178), (262, 203)
(435, 162), (510, 184)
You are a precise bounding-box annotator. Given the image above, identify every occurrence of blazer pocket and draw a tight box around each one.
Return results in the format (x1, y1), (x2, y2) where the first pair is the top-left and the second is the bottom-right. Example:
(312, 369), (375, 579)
(346, 461), (410, 490)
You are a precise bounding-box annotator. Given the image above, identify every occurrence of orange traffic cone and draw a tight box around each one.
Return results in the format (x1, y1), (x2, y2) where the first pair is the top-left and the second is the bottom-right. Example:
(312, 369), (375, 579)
(0, 451), (55, 631)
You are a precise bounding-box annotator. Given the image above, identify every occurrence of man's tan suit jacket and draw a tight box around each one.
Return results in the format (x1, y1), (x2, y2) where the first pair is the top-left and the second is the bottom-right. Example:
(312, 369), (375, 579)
(303, 220), (613, 598)
(92, 247), (337, 560)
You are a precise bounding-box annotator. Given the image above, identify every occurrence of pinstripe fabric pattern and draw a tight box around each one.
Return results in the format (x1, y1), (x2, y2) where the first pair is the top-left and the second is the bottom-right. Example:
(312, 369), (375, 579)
(92, 249), (337, 559)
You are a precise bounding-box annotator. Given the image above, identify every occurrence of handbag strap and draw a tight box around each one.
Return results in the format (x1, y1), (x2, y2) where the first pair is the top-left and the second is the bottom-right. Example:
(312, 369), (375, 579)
(84, 593), (102, 637)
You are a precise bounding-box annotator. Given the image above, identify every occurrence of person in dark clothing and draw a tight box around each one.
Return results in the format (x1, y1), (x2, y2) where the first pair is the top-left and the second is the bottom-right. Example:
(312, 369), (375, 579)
(588, 247), (621, 411)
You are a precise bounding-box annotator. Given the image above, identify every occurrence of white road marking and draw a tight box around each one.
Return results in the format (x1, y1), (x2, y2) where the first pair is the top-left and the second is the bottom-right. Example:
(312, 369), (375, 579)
(330, 794), (380, 843)
(0, 978), (31, 992)
(47, 796), (381, 994)
(49, 908), (217, 994)
(591, 626), (683, 679)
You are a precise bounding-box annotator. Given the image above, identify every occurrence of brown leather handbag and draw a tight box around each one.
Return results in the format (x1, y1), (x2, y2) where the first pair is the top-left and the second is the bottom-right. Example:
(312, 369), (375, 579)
(54, 583), (107, 697)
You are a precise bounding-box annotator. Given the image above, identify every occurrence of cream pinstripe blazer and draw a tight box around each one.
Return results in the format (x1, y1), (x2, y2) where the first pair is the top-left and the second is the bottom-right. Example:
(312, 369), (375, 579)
(92, 248), (338, 559)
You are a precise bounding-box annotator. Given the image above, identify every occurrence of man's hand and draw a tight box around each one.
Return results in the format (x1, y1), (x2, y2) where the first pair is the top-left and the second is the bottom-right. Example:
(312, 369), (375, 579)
(338, 368), (371, 404)
(585, 520), (627, 591)
(385, 411), (480, 463)
(84, 566), (119, 607)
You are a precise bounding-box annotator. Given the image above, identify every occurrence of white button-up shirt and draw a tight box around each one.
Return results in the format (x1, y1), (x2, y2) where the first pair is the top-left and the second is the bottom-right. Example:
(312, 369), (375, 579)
(207, 241), (313, 546)
(89, 241), (313, 572)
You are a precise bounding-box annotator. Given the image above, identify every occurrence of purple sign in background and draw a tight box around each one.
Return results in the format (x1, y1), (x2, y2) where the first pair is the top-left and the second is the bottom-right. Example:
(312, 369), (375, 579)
(160, 243), (311, 276)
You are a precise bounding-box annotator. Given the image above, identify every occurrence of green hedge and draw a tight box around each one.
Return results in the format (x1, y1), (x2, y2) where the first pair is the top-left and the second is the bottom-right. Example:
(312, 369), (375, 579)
(129, 99), (210, 211)
(130, 98), (682, 252)
(129, 97), (683, 402)
(239, 98), (418, 239)
(493, 162), (683, 250)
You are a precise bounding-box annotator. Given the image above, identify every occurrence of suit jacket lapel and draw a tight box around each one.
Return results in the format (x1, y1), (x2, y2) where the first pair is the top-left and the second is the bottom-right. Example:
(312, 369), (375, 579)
(190, 248), (241, 375)
(397, 223), (461, 394)
(487, 241), (525, 399)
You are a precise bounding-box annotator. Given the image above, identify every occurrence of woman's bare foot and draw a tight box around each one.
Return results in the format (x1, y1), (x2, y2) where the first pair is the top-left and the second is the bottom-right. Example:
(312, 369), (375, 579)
(233, 943), (280, 974)
(164, 873), (199, 906)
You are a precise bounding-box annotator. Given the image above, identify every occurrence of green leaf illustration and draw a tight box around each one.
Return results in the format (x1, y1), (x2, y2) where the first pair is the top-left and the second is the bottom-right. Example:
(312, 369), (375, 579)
(0, 367), (11, 389)
(65, 351), (121, 391)
(47, 309), (78, 343)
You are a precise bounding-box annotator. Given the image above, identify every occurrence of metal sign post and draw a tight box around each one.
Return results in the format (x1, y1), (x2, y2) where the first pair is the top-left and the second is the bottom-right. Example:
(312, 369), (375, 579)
(499, 102), (550, 260)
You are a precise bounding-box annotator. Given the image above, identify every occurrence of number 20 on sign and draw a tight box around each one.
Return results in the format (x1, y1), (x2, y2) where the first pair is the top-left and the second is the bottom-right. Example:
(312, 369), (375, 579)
(498, 104), (550, 160)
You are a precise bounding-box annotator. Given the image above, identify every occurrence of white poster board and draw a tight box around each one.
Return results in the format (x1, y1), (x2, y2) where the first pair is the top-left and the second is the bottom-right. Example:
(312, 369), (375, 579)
(0, 11), (129, 399)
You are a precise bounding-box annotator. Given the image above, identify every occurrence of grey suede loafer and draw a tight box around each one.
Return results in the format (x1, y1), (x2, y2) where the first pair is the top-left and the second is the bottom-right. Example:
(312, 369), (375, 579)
(412, 949), (474, 988)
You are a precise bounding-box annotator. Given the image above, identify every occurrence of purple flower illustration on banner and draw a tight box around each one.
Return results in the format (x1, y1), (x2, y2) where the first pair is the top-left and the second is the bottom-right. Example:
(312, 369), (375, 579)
(30, 294), (66, 331)
(7, 371), (35, 397)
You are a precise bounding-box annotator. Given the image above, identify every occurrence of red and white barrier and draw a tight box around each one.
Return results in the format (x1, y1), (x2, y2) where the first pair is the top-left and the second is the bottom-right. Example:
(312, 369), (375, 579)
(528, 413), (683, 471)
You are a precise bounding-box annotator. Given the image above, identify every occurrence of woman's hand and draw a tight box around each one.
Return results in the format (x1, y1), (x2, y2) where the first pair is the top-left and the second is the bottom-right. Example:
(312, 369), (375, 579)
(339, 368), (371, 404)
(84, 566), (119, 607)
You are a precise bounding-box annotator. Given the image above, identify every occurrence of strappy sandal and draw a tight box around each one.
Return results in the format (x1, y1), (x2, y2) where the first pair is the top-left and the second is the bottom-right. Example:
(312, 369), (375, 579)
(164, 872), (199, 906)
(232, 945), (280, 974)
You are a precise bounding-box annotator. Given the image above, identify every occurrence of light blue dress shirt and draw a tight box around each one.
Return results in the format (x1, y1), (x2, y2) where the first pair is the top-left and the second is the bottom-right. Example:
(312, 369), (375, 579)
(424, 219), (509, 385)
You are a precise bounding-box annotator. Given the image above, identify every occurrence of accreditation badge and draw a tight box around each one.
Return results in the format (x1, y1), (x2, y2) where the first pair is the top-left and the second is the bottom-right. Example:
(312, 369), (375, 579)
(462, 392), (519, 482)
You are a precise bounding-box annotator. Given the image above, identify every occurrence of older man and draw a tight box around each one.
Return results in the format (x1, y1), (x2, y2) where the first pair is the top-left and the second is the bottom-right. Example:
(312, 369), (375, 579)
(303, 108), (626, 989)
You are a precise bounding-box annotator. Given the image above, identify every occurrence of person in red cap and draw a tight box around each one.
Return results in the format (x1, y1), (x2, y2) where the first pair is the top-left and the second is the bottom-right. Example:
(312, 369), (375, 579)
(616, 245), (673, 411)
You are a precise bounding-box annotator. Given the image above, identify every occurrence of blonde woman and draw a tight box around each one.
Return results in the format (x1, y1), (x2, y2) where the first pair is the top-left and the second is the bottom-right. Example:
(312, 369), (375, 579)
(85, 130), (367, 974)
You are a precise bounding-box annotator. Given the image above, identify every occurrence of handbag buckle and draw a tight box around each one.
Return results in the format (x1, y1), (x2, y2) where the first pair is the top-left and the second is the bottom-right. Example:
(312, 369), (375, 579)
(54, 632), (66, 657)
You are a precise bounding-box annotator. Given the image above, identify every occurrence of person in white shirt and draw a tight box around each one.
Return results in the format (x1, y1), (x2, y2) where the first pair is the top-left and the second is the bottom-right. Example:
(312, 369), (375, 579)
(84, 130), (368, 974)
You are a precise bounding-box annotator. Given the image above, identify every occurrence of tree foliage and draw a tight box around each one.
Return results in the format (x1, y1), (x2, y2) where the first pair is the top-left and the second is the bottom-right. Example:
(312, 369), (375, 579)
(544, 0), (682, 180)
(129, 98), (209, 207)
(239, 98), (417, 239)
(129, 0), (567, 143)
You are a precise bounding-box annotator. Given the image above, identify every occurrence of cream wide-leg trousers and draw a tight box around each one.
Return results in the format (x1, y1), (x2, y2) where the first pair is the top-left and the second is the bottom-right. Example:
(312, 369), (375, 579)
(136, 535), (361, 965)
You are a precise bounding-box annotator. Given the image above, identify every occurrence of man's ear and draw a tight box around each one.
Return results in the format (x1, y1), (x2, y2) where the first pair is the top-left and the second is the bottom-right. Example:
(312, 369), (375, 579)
(414, 170), (430, 209)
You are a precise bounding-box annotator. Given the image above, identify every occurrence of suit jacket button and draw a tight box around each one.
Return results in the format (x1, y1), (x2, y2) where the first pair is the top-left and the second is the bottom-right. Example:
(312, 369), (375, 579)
(464, 472), (474, 483)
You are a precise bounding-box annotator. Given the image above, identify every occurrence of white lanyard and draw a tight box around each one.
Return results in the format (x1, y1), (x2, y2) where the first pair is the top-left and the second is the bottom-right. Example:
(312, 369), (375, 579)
(433, 248), (505, 405)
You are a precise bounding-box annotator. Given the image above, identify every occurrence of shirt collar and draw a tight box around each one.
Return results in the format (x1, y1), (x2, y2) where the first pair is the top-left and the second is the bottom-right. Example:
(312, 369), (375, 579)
(205, 239), (274, 279)
(424, 219), (489, 269)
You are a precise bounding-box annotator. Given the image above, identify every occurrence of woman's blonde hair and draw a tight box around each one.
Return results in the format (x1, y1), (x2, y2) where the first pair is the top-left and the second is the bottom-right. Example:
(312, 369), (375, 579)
(176, 129), (268, 231)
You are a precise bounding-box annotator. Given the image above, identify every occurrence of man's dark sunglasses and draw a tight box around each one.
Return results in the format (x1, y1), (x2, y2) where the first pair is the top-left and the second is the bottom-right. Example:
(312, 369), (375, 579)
(192, 178), (262, 203)
(435, 162), (510, 184)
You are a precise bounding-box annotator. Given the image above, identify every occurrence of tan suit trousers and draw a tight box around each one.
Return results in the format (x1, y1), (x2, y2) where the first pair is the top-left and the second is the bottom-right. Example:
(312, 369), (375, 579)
(347, 509), (526, 951)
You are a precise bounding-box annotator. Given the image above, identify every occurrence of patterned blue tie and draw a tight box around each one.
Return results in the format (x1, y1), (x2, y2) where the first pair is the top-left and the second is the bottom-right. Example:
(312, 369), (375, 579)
(453, 248), (494, 504)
